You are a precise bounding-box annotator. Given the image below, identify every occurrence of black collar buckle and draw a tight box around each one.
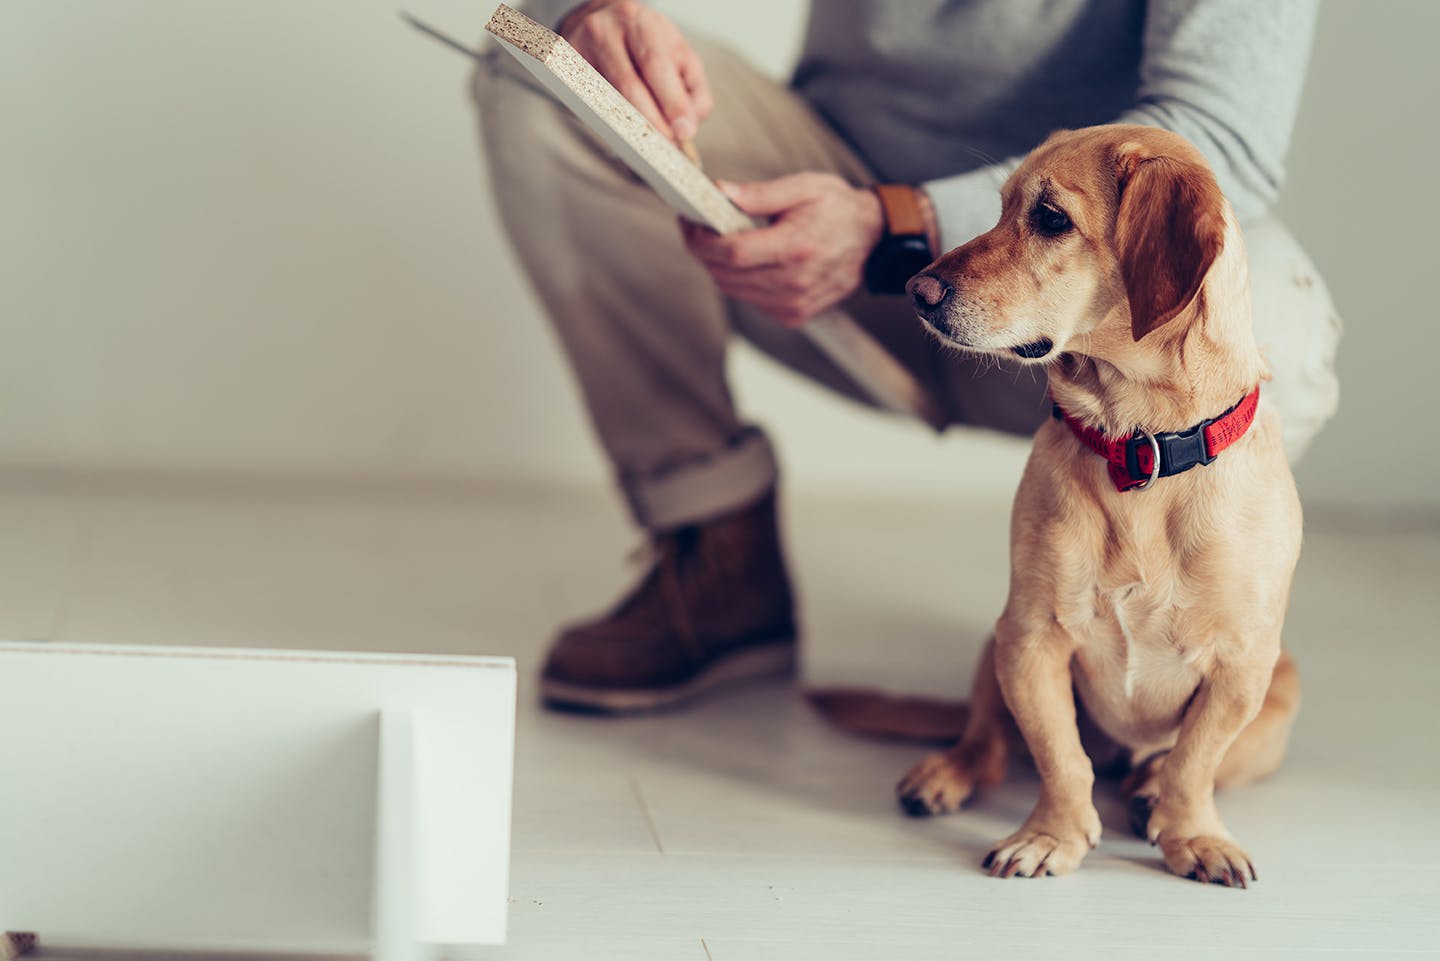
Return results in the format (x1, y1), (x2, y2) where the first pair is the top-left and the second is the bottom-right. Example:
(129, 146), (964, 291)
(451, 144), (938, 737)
(1122, 420), (1216, 487)
(1158, 421), (1217, 475)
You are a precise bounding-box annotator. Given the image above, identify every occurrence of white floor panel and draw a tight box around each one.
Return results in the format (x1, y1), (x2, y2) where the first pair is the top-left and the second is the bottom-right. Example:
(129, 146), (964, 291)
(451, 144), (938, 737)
(508, 849), (1436, 957)
(2, 477), (1435, 959)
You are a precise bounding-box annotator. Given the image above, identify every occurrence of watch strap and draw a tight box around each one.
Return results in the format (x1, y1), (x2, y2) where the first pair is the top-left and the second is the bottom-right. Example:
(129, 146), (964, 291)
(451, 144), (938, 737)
(864, 185), (938, 296)
(872, 184), (930, 240)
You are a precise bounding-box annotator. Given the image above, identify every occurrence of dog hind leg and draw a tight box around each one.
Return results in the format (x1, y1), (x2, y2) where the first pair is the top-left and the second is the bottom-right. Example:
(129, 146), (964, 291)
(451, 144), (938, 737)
(896, 636), (1013, 815)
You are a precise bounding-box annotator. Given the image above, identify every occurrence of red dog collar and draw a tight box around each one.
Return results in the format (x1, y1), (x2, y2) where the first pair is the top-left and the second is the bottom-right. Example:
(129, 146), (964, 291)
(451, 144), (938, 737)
(1052, 387), (1261, 492)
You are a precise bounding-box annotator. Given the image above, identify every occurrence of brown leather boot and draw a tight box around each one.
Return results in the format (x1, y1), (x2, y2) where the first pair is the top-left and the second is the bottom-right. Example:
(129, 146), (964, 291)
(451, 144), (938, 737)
(540, 491), (797, 713)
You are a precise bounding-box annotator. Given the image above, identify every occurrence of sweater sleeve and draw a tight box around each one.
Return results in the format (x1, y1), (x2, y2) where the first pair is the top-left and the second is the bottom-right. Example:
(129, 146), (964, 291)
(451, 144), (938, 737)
(921, 0), (1318, 249)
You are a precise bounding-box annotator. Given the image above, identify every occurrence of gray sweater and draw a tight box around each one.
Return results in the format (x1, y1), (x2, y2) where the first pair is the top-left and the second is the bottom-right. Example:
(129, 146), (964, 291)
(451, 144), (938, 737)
(522, 0), (1317, 249)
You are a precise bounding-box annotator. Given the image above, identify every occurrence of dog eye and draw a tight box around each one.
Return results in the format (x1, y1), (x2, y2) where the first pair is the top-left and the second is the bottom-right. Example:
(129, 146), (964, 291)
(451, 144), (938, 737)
(1031, 203), (1073, 237)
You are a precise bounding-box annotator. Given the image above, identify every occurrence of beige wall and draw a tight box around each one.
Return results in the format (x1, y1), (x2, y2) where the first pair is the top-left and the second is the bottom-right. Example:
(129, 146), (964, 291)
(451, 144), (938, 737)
(1272, 1), (1436, 513)
(1, 1), (1432, 512)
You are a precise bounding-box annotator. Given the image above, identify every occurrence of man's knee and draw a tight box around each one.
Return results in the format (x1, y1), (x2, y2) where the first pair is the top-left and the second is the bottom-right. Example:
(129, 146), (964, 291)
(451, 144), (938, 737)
(1245, 218), (1342, 463)
(470, 52), (606, 191)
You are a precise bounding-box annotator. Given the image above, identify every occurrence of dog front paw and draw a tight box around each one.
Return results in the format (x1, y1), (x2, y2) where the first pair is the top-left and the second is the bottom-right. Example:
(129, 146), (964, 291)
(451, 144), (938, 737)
(1146, 798), (1255, 888)
(984, 827), (1091, 878)
(984, 804), (1101, 878)
(1159, 834), (1256, 888)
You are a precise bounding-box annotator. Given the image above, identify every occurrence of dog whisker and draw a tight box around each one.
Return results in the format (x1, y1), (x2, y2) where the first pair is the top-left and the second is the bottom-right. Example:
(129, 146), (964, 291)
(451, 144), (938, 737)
(955, 142), (1001, 166)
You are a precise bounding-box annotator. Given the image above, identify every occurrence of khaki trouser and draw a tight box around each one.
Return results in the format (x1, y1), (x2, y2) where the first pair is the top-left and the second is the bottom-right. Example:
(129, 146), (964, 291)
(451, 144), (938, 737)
(472, 38), (1341, 530)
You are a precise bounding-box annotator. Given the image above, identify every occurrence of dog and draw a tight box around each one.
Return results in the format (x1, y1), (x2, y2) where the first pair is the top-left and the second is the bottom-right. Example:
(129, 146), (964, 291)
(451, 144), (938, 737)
(894, 124), (1302, 887)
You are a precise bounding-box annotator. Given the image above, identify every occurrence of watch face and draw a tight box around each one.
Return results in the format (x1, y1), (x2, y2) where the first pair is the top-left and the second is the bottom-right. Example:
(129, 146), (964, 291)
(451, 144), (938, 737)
(892, 236), (936, 278)
(868, 235), (935, 295)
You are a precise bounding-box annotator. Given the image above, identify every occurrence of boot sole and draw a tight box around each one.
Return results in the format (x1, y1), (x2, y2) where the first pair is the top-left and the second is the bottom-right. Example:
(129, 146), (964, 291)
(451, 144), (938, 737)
(540, 639), (797, 714)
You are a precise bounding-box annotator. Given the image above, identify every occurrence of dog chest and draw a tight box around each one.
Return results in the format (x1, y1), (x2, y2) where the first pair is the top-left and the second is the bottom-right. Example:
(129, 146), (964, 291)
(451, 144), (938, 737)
(1070, 583), (1211, 749)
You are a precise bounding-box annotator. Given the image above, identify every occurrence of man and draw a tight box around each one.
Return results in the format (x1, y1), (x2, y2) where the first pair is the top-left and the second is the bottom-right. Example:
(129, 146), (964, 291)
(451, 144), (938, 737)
(472, 0), (1340, 712)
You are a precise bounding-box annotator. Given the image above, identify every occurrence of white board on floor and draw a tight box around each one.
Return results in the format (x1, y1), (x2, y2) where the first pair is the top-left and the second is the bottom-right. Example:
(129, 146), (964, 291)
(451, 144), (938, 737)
(0, 642), (517, 959)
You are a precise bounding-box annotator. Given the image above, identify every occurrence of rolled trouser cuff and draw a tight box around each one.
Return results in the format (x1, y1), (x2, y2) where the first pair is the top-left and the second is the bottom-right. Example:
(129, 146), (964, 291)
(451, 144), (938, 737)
(622, 428), (778, 531)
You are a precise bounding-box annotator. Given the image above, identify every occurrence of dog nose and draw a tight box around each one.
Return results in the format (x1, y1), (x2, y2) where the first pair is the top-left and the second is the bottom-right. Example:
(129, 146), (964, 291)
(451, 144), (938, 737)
(907, 274), (952, 312)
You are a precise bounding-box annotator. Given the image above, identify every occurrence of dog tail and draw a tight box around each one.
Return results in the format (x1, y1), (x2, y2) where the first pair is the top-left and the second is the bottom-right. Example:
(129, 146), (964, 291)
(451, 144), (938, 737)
(805, 688), (969, 743)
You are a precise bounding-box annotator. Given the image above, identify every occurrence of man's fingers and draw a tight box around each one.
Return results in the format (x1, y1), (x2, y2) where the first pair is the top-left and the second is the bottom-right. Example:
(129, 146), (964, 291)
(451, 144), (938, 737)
(686, 222), (800, 269)
(712, 281), (814, 328)
(711, 276), (775, 302)
(587, 25), (673, 138)
(575, 8), (703, 142)
(706, 264), (811, 294)
(625, 20), (697, 139)
(677, 48), (714, 120)
(719, 175), (823, 217)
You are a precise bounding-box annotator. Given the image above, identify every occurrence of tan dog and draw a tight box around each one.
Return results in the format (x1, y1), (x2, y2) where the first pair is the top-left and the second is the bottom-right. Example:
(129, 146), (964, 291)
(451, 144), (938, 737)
(895, 124), (1302, 887)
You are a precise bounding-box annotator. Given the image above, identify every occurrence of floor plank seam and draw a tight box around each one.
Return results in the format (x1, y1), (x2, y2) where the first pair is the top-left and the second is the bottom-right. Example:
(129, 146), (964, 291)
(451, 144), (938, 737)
(630, 776), (665, 855)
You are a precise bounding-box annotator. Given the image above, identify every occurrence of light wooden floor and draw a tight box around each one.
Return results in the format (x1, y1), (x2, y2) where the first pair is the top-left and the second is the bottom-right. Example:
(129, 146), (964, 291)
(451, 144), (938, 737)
(2, 475), (1436, 960)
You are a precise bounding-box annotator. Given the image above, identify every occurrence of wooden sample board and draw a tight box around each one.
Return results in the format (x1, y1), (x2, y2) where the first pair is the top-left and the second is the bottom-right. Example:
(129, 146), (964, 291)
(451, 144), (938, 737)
(484, 4), (945, 429)
(0, 641), (517, 960)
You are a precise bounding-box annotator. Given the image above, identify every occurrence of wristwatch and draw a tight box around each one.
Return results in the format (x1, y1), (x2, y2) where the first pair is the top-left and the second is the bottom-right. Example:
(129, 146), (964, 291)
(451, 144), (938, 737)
(863, 184), (938, 296)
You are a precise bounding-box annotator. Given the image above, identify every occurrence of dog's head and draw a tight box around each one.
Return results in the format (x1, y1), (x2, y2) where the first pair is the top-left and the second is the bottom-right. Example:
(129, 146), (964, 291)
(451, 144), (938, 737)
(908, 125), (1231, 367)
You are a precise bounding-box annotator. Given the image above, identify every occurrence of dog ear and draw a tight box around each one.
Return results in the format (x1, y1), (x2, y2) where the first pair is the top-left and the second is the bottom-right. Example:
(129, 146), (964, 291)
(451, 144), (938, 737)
(1114, 149), (1227, 341)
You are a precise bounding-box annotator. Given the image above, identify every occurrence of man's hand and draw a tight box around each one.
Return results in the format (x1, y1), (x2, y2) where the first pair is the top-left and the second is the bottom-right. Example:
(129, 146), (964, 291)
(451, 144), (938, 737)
(559, 0), (713, 144)
(682, 174), (885, 328)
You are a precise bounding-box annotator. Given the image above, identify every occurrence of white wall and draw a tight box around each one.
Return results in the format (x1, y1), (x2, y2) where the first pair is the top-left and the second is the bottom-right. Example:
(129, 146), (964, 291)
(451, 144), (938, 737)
(1, 1), (1433, 512)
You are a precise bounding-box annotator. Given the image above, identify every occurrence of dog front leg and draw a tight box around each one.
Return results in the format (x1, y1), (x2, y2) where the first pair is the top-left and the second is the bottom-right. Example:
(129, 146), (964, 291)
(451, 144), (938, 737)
(1146, 655), (1274, 888)
(985, 621), (1101, 878)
